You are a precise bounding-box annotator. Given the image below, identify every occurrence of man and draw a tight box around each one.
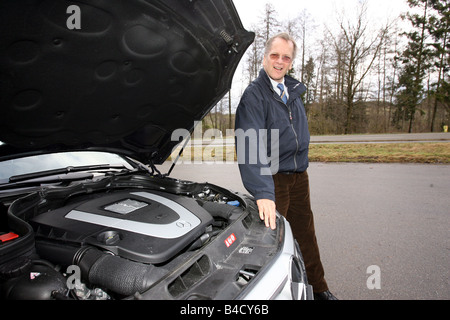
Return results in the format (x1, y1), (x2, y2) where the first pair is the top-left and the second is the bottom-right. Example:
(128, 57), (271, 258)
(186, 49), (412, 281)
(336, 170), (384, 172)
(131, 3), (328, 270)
(235, 33), (337, 300)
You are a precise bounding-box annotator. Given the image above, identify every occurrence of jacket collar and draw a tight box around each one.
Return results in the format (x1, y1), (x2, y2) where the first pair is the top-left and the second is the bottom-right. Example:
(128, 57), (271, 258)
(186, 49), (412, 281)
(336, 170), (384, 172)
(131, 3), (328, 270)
(258, 69), (306, 100)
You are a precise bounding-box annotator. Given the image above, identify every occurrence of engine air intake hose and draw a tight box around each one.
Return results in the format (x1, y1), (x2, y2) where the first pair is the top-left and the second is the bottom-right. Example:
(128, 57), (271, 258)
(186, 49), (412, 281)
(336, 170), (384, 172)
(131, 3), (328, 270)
(74, 247), (159, 296)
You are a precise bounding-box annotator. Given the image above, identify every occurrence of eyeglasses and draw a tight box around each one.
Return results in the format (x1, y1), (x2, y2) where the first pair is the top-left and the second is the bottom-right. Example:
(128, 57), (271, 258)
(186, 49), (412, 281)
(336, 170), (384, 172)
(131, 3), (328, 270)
(269, 53), (292, 64)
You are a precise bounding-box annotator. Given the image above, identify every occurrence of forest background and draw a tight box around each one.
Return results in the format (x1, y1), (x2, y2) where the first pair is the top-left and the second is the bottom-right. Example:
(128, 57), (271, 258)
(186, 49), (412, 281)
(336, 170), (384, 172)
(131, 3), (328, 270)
(204, 0), (449, 136)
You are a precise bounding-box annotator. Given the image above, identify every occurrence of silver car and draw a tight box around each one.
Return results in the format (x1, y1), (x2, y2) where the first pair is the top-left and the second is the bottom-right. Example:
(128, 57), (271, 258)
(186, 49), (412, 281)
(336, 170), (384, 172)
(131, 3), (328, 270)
(0, 0), (312, 300)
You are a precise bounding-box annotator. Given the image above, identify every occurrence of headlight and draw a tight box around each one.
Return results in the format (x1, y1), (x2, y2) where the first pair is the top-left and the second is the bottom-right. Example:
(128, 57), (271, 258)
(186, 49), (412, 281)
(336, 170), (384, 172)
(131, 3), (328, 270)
(241, 217), (313, 300)
(290, 255), (306, 300)
(289, 241), (313, 300)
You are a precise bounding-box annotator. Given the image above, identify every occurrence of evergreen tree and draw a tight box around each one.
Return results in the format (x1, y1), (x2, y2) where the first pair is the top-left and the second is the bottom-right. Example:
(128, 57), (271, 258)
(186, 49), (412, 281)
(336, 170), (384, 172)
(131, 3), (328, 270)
(427, 0), (449, 131)
(302, 56), (316, 113)
(394, 0), (433, 132)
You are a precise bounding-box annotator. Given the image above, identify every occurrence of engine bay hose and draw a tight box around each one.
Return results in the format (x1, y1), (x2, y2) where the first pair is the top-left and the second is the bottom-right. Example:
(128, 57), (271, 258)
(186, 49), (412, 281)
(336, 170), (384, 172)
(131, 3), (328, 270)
(73, 246), (158, 296)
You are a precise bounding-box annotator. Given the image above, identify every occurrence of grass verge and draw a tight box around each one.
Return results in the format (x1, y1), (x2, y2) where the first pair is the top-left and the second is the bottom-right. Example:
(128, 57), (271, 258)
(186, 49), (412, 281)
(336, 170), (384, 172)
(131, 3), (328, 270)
(170, 142), (450, 164)
(308, 142), (450, 163)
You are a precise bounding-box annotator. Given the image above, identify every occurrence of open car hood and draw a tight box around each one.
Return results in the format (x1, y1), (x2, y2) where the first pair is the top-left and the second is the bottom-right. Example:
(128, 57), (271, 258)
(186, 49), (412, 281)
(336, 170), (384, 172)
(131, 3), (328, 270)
(0, 0), (254, 165)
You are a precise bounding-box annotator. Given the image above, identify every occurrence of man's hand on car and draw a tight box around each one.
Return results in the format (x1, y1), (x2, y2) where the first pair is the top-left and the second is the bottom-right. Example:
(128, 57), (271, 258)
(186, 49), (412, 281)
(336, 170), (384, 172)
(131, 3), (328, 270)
(256, 198), (276, 230)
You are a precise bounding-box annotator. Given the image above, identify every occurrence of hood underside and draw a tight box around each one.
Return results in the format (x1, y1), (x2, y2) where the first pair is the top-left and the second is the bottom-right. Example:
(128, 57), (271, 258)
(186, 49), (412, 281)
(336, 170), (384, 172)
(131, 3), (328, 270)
(0, 0), (254, 164)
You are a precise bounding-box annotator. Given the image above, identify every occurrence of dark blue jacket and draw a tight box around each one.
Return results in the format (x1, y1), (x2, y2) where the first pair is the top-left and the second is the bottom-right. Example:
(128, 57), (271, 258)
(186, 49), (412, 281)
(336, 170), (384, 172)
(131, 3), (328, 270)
(235, 69), (310, 201)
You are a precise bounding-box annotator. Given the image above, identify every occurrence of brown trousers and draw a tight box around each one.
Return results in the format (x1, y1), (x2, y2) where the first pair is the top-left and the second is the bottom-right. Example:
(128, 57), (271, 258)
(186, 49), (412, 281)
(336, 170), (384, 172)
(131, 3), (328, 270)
(273, 171), (328, 293)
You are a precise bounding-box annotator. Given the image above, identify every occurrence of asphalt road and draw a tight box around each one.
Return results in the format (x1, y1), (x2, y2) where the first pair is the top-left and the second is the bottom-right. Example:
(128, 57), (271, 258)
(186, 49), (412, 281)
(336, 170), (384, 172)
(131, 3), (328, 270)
(161, 161), (450, 300)
(310, 132), (450, 144)
(193, 132), (450, 146)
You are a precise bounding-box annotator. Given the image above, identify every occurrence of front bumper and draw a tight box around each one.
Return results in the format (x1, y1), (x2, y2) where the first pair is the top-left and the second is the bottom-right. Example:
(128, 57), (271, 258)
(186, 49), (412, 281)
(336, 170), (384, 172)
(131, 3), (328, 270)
(240, 217), (313, 300)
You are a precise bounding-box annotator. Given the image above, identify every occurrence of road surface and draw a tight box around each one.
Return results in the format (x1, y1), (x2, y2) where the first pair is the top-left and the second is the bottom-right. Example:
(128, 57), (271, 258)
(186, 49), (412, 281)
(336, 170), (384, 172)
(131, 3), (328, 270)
(190, 132), (450, 146)
(161, 161), (450, 300)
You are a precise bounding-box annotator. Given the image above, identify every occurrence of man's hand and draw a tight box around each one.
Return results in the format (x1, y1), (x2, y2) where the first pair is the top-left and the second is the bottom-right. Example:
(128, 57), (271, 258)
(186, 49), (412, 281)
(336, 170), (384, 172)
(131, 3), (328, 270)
(256, 199), (277, 230)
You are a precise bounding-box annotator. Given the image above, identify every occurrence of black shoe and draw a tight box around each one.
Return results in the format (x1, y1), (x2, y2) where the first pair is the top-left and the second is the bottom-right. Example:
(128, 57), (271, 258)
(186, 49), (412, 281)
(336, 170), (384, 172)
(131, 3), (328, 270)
(314, 290), (338, 300)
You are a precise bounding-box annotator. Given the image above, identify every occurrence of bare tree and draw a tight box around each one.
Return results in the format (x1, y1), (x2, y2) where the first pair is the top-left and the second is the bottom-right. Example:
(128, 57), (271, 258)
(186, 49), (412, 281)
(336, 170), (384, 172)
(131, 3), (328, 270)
(261, 3), (280, 42)
(243, 3), (281, 83)
(372, 22), (402, 132)
(284, 9), (316, 82)
(244, 25), (263, 83)
(329, 1), (390, 134)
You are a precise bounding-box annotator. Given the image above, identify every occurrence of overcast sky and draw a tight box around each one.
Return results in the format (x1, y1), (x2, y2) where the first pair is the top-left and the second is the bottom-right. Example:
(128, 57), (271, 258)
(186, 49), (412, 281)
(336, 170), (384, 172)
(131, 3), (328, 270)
(228, 0), (411, 105)
(233, 0), (410, 29)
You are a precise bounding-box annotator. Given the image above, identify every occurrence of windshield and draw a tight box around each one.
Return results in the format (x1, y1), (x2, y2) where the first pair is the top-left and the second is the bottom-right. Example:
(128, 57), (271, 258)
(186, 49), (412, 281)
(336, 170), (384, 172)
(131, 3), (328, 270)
(0, 151), (134, 181)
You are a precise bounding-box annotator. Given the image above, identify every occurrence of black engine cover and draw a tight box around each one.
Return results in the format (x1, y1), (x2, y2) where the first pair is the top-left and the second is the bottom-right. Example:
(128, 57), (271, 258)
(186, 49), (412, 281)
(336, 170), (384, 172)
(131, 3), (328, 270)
(31, 190), (213, 264)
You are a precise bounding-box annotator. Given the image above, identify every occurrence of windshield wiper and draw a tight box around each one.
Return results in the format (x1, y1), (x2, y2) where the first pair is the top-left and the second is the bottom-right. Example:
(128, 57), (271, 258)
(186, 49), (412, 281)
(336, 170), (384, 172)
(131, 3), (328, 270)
(8, 164), (127, 183)
(0, 172), (96, 191)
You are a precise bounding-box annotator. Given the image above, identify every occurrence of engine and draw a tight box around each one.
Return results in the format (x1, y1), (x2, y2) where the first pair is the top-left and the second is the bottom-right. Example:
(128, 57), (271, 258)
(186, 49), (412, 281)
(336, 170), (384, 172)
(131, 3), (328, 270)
(0, 179), (246, 300)
(32, 190), (214, 264)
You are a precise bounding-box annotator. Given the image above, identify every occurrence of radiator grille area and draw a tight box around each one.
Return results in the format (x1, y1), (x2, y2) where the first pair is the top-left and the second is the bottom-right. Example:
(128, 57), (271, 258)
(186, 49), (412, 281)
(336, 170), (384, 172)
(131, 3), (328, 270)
(168, 255), (211, 297)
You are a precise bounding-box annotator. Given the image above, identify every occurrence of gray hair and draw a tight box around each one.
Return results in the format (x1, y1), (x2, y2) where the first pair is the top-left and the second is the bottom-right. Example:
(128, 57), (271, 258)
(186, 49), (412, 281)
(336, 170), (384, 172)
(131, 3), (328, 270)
(264, 33), (298, 61)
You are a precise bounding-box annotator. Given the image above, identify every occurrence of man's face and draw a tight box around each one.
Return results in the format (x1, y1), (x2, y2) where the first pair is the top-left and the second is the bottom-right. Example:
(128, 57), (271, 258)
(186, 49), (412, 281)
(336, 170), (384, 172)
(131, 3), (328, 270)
(263, 37), (294, 83)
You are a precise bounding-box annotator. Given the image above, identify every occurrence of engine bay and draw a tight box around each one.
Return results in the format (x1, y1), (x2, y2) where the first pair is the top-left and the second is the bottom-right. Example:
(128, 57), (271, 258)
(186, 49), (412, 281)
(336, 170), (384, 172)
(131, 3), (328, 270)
(32, 190), (214, 264)
(0, 173), (268, 300)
